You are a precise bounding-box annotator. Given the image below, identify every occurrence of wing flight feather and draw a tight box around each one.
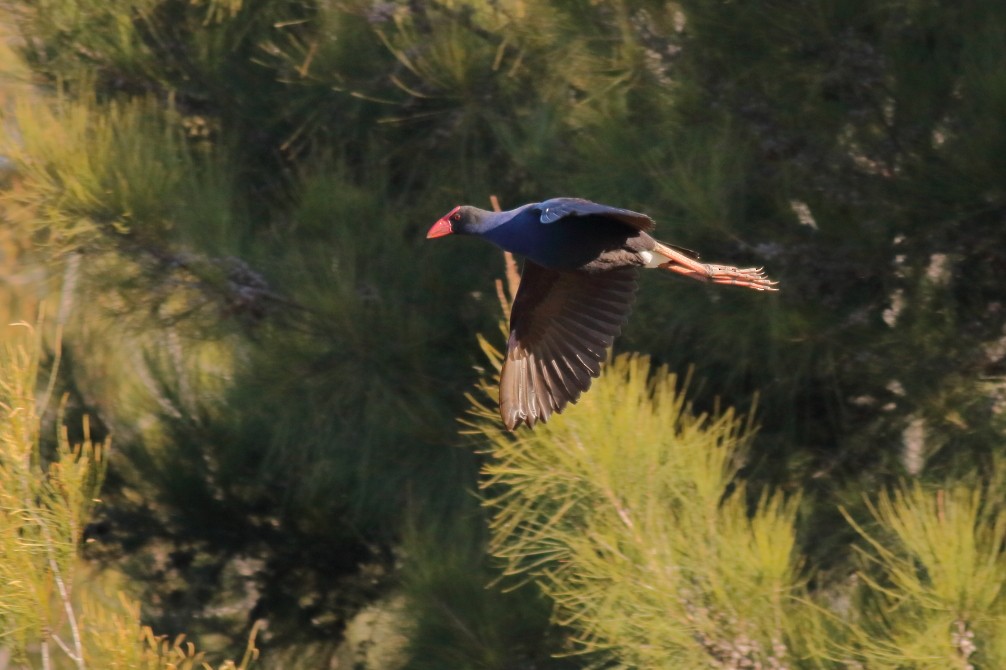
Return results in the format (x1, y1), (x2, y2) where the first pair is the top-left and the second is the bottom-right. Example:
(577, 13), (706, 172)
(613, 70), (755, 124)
(499, 261), (639, 430)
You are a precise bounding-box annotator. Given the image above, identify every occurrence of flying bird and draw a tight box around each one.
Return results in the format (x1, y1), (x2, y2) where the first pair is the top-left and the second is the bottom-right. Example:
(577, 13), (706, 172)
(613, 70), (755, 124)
(426, 198), (777, 431)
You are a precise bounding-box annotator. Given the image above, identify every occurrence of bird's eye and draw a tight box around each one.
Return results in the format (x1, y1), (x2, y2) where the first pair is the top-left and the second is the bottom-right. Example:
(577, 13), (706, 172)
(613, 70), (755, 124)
(451, 213), (461, 222)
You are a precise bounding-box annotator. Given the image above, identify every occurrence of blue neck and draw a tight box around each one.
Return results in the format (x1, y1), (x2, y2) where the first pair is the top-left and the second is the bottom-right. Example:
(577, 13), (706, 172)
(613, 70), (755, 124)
(477, 205), (540, 255)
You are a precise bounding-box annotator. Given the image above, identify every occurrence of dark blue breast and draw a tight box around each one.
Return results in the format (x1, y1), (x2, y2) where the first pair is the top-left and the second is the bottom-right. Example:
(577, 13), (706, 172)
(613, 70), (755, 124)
(481, 209), (639, 272)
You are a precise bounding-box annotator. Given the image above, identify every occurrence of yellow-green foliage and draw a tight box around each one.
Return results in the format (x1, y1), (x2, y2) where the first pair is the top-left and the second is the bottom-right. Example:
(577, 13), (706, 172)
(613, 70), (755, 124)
(844, 480), (1006, 668)
(6, 0), (158, 76)
(464, 281), (1006, 669)
(1, 92), (233, 252)
(0, 324), (258, 669)
(473, 352), (805, 667)
(0, 324), (103, 659)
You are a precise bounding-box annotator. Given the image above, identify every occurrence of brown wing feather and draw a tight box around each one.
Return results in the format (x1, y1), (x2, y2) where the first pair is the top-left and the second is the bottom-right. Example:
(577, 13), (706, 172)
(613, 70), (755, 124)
(500, 261), (638, 430)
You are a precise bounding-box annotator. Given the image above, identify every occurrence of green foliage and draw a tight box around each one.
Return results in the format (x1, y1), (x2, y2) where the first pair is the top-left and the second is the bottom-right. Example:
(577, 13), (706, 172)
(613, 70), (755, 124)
(475, 353), (808, 667)
(7, 0), (316, 172)
(0, 324), (104, 663)
(0, 91), (249, 340)
(844, 478), (1006, 667)
(0, 323), (259, 669)
(2, 94), (232, 250)
(397, 510), (575, 670)
(471, 345), (1006, 669)
(4, 0), (1006, 666)
(6, 0), (159, 85)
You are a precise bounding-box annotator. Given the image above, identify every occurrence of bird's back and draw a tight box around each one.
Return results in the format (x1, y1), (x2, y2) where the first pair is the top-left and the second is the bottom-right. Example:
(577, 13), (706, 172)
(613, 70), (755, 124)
(483, 209), (653, 273)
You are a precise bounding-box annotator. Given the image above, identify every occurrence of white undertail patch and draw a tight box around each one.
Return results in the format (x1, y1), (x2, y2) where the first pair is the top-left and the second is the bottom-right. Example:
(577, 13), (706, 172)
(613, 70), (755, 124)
(638, 250), (665, 269)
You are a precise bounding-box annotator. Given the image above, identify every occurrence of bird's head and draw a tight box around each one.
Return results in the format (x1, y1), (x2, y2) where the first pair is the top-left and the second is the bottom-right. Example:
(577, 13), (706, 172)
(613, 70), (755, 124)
(426, 206), (488, 238)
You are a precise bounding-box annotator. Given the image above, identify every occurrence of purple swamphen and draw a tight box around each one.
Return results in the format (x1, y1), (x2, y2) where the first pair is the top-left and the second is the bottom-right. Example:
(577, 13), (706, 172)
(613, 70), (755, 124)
(426, 198), (777, 431)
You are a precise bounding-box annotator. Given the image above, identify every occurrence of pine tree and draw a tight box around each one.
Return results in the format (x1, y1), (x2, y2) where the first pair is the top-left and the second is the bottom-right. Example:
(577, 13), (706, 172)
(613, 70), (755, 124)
(472, 341), (1006, 668)
(3, 0), (1006, 666)
(475, 352), (807, 667)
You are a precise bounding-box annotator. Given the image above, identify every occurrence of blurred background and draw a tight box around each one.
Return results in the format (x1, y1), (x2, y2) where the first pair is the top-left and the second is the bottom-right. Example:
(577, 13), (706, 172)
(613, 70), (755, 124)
(1, 0), (1006, 667)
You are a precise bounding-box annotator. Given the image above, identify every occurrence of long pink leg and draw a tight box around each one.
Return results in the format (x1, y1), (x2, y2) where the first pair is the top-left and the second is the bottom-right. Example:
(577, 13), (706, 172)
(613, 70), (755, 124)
(653, 242), (778, 292)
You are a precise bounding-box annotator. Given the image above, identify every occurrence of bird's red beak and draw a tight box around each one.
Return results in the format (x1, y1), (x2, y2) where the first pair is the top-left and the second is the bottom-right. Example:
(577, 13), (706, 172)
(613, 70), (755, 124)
(426, 218), (453, 239)
(426, 207), (460, 239)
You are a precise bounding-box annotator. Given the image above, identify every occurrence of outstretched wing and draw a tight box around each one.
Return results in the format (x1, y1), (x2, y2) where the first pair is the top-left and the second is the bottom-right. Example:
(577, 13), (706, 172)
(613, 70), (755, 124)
(537, 197), (656, 232)
(499, 261), (639, 430)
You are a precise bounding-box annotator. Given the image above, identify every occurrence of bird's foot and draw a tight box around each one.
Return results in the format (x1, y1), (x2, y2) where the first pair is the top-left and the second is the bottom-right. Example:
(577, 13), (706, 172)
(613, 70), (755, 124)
(704, 264), (779, 291)
(659, 261), (779, 291)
